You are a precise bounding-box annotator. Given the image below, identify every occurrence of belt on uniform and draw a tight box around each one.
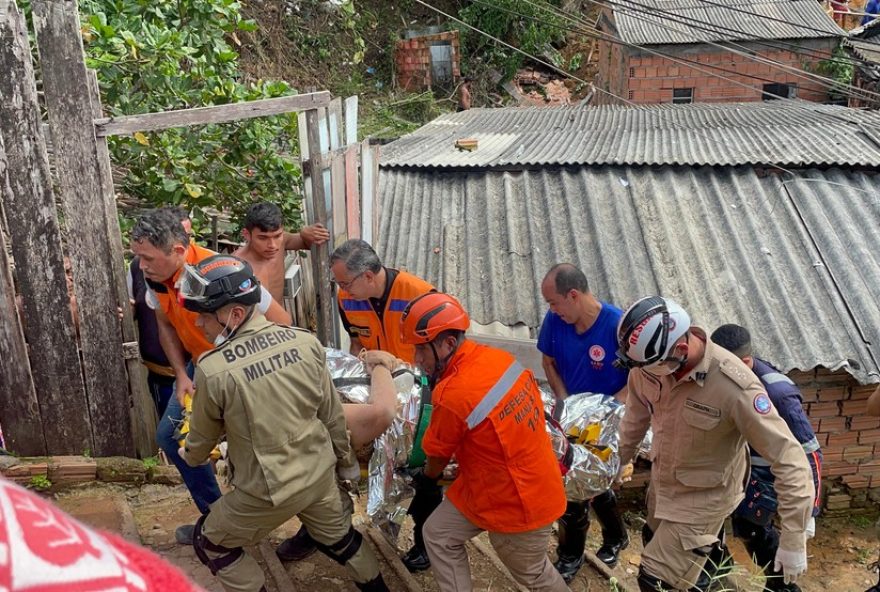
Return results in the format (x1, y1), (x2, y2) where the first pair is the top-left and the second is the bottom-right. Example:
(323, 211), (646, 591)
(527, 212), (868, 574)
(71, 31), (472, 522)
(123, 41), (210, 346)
(750, 436), (820, 467)
(142, 360), (176, 377)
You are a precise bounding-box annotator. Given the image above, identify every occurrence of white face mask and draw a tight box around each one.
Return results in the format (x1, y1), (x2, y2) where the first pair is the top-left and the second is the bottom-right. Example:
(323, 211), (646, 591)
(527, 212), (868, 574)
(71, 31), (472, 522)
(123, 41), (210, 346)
(213, 313), (236, 347)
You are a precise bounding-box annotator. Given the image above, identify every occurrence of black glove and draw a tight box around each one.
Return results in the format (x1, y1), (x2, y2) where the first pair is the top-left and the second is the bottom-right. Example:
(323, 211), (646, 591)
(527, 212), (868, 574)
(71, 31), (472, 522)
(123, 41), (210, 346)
(406, 466), (440, 492)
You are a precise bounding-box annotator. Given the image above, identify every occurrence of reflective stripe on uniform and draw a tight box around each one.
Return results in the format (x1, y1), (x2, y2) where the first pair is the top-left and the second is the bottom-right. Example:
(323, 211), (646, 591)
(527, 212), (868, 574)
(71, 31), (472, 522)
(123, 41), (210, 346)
(762, 372), (794, 386)
(750, 456), (771, 467)
(751, 436), (820, 467)
(466, 361), (525, 429)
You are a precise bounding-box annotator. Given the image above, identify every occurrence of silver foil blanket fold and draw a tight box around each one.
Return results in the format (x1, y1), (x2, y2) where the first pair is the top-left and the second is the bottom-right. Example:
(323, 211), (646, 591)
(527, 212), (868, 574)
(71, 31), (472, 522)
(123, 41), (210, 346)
(326, 349), (649, 543)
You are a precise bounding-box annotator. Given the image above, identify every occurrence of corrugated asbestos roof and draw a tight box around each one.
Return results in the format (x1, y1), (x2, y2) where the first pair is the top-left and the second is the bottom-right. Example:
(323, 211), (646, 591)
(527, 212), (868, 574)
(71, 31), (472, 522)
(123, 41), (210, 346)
(612, 0), (843, 45)
(380, 101), (880, 169)
(376, 166), (880, 383)
(847, 39), (880, 65)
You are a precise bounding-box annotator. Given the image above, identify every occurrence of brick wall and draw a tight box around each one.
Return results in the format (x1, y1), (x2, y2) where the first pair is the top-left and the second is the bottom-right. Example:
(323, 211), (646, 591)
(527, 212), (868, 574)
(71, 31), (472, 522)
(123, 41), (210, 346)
(595, 35), (837, 105)
(791, 367), (880, 510)
(394, 31), (461, 92)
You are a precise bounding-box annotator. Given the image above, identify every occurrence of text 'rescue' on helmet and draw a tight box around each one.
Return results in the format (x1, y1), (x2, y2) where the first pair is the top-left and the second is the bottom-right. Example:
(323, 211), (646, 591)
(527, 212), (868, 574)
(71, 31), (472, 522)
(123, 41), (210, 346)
(400, 292), (470, 345)
(615, 296), (691, 369)
(179, 255), (261, 314)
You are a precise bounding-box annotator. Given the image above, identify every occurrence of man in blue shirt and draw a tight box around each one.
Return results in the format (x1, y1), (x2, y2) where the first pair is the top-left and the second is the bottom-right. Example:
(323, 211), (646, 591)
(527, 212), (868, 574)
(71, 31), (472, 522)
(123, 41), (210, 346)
(711, 324), (822, 592)
(538, 263), (629, 582)
(863, 0), (880, 26)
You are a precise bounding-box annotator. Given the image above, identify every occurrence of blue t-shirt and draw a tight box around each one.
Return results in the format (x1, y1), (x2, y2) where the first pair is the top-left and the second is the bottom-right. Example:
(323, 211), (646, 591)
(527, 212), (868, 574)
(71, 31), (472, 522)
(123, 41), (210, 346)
(537, 302), (629, 396)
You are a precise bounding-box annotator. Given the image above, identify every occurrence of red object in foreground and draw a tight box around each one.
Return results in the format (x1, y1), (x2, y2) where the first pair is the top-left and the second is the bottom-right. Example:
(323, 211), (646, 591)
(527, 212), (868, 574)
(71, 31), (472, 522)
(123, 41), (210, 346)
(0, 477), (202, 591)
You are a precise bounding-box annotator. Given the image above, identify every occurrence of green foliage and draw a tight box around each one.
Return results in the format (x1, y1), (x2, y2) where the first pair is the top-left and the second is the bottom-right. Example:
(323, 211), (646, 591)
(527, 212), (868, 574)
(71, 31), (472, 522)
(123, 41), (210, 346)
(458, 0), (567, 79)
(79, 0), (304, 226)
(142, 455), (159, 470)
(816, 45), (855, 102)
(27, 475), (52, 491)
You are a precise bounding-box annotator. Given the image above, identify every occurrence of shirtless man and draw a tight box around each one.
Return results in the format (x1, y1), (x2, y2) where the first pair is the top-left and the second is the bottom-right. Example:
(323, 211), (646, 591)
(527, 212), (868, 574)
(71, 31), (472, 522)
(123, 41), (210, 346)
(235, 202), (330, 303)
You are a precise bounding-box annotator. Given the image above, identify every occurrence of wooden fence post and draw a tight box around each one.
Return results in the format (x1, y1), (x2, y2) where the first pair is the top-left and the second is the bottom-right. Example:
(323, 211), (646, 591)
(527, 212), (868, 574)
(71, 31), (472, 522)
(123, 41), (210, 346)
(87, 70), (156, 457)
(0, 0), (91, 455)
(305, 108), (335, 345)
(0, 137), (46, 456)
(32, 0), (134, 456)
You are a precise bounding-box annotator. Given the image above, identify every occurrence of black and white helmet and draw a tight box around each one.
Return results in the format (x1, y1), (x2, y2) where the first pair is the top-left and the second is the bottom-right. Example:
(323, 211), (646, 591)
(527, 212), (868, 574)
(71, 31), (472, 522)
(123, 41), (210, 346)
(615, 296), (690, 368)
(179, 255), (261, 313)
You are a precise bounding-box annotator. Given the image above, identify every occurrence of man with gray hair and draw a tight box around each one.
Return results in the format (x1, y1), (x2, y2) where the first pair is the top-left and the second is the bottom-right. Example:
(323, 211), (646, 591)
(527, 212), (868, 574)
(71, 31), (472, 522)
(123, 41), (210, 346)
(330, 239), (435, 364)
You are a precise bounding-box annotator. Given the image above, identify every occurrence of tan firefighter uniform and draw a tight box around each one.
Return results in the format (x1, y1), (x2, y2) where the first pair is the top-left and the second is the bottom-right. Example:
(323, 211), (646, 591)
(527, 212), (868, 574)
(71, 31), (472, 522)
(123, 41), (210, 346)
(617, 328), (814, 590)
(181, 313), (383, 592)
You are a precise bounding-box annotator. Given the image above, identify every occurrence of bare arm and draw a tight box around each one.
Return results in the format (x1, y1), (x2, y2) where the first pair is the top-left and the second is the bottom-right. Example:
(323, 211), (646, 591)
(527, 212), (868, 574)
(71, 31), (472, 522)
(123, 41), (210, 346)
(425, 455), (451, 480)
(264, 297), (293, 325)
(542, 354), (568, 400)
(349, 335), (364, 357)
(283, 223), (330, 251)
(155, 306), (193, 403)
(868, 384), (880, 417)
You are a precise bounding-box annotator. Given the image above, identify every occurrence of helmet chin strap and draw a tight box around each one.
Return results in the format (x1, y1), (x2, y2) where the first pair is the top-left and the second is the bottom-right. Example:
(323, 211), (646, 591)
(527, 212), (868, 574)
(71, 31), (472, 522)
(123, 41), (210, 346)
(214, 305), (255, 343)
(428, 336), (462, 385)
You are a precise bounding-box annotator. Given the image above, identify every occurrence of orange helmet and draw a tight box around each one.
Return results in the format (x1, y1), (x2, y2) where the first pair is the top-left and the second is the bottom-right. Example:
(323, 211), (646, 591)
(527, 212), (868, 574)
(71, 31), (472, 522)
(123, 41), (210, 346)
(400, 292), (470, 345)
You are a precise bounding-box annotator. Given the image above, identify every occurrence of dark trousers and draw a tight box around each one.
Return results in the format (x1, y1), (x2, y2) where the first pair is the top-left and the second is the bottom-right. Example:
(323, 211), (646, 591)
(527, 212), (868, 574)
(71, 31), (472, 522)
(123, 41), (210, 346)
(556, 489), (626, 560)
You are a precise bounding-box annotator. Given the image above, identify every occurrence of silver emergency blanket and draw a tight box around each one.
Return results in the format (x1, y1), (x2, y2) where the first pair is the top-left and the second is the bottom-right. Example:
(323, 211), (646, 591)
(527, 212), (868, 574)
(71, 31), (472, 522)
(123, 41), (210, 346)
(325, 348), (423, 541)
(550, 392), (626, 501)
(325, 349), (644, 542)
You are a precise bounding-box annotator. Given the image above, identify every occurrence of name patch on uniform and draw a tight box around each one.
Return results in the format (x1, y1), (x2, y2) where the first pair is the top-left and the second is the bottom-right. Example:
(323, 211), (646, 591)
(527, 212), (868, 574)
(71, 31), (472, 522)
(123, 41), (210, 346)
(753, 393), (772, 415)
(684, 399), (721, 418)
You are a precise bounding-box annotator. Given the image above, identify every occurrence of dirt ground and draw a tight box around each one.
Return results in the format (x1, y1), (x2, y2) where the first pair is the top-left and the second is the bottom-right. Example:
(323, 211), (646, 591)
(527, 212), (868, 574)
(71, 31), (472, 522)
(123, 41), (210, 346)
(53, 482), (879, 592)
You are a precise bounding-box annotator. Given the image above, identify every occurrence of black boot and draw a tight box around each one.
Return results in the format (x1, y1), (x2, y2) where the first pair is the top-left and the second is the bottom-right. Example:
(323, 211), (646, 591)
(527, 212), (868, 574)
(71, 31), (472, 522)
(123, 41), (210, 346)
(357, 574), (390, 592)
(276, 524), (318, 562)
(592, 489), (629, 568)
(554, 500), (590, 583)
(403, 479), (442, 572)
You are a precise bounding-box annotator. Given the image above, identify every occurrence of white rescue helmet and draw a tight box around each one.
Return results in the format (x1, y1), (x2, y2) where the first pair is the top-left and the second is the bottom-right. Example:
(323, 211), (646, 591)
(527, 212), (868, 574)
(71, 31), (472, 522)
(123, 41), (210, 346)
(615, 296), (691, 368)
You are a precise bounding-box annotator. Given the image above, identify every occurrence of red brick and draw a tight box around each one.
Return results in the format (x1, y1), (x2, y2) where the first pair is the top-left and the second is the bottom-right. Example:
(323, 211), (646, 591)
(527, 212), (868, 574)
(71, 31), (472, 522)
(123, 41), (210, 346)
(817, 387), (848, 402)
(824, 462), (859, 476)
(843, 474), (871, 489)
(822, 449), (844, 463)
(809, 416), (822, 433)
(799, 387), (819, 403)
(860, 429), (880, 445)
(851, 417), (880, 431)
(827, 431), (859, 447)
(844, 445), (875, 463)
(851, 385), (878, 401)
(808, 402), (840, 418)
(819, 417), (847, 433)
(843, 400), (869, 415)
(858, 463), (880, 477)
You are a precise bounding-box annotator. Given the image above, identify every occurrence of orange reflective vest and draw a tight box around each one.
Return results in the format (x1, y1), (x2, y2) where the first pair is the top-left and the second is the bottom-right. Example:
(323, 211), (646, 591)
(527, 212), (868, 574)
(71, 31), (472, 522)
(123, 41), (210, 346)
(422, 340), (567, 533)
(147, 242), (217, 360)
(336, 269), (434, 363)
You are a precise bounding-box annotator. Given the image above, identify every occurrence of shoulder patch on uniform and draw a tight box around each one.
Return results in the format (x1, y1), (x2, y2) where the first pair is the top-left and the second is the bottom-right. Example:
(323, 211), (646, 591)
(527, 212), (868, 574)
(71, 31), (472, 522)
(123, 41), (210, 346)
(719, 358), (756, 389)
(753, 393), (772, 415)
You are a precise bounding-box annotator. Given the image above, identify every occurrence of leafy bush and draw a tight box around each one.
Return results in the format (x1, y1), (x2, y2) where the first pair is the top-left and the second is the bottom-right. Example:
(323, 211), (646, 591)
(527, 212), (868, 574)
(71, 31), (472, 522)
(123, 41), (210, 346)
(458, 0), (567, 79)
(80, 0), (304, 226)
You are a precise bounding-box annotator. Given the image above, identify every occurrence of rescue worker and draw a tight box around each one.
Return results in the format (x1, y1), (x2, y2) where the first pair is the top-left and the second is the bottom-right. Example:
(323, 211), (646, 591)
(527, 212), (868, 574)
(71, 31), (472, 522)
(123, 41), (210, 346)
(403, 292), (570, 592)
(234, 201), (330, 303)
(711, 324), (822, 592)
(538, 264), (630, 580)
(178, 255), (389, 592)
(130, 209), (290, 544)
(614, 296), (814, 592)
(331, 238), (435, 362)
(327, 237), (439, 571)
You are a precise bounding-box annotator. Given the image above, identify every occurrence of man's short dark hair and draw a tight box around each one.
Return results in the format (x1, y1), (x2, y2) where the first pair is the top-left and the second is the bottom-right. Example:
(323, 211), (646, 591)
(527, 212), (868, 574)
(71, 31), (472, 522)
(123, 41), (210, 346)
(711, 324), (752, 358)
(546, 263), (589, 294)
(163, 206), (190, 223)
(131, 208), (189, 252)
(244, 202), (284, 232)
(330, 239), (383, 275)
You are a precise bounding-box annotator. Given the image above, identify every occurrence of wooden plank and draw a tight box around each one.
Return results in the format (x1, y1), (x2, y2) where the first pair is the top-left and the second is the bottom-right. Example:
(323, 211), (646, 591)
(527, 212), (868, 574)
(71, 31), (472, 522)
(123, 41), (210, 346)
(343, 96), (359, 147)
(344, 145), (361, 239)
(257, 541), (297, 592)
(87, 70), (156, 457)
(364, 528), (423, 592)
(95, 91), (331, 137)
(0, 139), (45, 456)
(370, 144), (381, 245)
(327, 97), (343, 150)
(33, 0), (134, 456)
(361, 140), (375, 243)
(330, 153), (347, 248)
(0, 0), (91, 456)
(305, 108), (335, 346)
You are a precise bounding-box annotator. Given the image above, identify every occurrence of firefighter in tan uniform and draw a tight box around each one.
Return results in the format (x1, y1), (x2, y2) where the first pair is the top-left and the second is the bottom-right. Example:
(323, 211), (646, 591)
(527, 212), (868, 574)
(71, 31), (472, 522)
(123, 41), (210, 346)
(177, 255), (388, 592)
(613, 296), (814, 592)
